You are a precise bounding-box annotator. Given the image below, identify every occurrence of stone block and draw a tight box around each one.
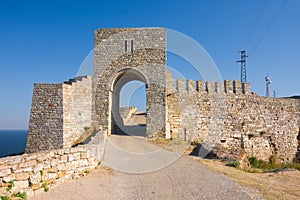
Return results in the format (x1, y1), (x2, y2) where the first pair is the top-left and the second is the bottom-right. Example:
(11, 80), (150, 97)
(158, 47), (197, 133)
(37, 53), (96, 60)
(0, 168), (11, 177)
(14, 180), (29, 190)
(233, 80), (242, 94)
(2, 174), (15, 183)
(73, 153), (81, 161)
(206, 81), (215, 93)
(224, 80), (233, 93)
(15, 173), (30, 181)
(67, 154), (74, 162)
(29, 173), (41, 185)
(33, 163), (44, 173)
(51, 159), (60, 167)
(19, 160), (37, 168)
(60, 155), (68, 163)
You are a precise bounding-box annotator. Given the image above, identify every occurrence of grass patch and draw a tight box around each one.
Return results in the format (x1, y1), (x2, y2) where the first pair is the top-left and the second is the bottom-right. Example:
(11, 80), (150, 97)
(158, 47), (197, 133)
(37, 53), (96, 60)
(225, 161), (240, 168)
(12, 192), (27, 200)
(41, 181), (49, 192)
(6, 181), (14, 191)
(248, 156), (300, 172)
(199, 158), (300, 199)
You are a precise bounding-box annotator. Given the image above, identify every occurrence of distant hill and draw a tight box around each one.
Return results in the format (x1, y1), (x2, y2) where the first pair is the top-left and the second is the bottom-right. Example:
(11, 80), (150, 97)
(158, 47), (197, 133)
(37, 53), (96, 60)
(288, 95), (300, 99)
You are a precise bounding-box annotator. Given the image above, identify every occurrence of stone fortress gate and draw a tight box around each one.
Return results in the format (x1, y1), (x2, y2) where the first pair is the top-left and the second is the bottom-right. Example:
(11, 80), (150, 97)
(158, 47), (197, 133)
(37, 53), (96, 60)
(26, 27), (300, 164)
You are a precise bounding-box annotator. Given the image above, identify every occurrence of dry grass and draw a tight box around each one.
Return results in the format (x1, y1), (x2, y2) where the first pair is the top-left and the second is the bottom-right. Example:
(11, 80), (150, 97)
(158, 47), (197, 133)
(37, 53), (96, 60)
(196, 157), (300, 200)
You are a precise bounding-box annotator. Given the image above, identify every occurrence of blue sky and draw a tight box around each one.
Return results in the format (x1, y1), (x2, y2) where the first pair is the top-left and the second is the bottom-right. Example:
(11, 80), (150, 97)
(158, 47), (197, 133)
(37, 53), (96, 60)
(0, 0), (299, 130)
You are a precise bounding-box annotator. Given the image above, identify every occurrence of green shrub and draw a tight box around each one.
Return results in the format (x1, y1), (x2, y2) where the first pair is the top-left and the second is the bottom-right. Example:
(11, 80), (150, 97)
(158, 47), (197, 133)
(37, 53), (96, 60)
(226, 161), (240, 168)
(248, 157), (259, 167)
(12, 192), (27, 200)
(247, 156), (300, 172)
(0, 196), (11, 200)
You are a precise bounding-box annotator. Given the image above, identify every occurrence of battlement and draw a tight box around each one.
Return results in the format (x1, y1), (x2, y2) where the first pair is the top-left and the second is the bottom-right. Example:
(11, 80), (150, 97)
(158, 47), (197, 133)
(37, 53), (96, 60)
(172, 79), (251, 95)
(63, 75), (89, 85)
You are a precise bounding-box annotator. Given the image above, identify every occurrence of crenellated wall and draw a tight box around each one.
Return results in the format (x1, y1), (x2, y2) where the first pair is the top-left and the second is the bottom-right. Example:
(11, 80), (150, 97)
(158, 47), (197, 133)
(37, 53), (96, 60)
(166, 72), (300, 163)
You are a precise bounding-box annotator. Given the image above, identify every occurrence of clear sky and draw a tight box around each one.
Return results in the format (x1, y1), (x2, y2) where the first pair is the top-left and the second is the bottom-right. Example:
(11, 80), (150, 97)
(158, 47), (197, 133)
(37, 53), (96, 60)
(0, 0), (299, 130)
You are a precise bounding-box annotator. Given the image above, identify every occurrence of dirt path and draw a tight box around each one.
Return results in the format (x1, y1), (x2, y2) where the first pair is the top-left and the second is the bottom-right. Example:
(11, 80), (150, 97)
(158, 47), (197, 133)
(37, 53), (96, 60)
(30, 134), (263, 200)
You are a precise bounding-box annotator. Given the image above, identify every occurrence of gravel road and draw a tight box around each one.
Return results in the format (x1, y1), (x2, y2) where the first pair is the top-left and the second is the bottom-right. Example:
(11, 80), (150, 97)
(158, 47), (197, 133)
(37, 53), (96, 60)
(30, 134), (263, 200)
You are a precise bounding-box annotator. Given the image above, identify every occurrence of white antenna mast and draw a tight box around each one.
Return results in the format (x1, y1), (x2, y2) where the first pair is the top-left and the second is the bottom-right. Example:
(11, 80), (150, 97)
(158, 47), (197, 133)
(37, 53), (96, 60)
(265, 74), (271, 97)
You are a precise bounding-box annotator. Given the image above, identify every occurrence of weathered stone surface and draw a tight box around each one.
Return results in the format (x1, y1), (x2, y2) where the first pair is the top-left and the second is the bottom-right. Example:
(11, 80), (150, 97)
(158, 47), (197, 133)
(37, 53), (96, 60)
(29, 173), (41, 185)
(14, 180), (29, 190)
(25, 84), (64, 153)
(2, 174), (15, 183)
(0, 130), (106, 198)
(19, 160), (37, 168)
(167, 74), (300, 163)
(33, 163), (43, 173)
(0, 168), (11, 177)
(15, 173), (30, 181)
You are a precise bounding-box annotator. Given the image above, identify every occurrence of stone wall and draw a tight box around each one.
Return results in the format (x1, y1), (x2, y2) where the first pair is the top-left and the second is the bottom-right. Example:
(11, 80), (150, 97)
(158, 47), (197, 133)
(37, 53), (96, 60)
(120, 106), (137, 124)
(26, 76), (94, 153)
(0, 131), (106, 198)
(26, 84), (64, 153)
(63, 76), (93, 148)
(166, 73), (300, 163)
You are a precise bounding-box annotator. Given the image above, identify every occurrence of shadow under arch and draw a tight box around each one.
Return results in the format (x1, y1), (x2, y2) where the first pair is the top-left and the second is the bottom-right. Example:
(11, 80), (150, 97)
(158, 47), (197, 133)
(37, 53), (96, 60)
(110, 68), (149, 137)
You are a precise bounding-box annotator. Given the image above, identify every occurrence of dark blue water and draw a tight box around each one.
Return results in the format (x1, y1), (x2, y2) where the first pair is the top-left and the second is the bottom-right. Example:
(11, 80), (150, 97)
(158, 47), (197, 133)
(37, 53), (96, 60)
(0, 130), (27, 158)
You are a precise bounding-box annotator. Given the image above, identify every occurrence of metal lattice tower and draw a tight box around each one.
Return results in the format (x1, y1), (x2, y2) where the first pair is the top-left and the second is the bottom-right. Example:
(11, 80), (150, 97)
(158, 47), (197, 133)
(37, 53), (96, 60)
(236, 50), (249, 83)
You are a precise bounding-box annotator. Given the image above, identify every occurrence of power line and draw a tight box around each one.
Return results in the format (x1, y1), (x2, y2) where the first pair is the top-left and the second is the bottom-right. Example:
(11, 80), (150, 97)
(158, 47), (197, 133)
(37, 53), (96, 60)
(241, 0), (268, 49)
(250, 0), (287, 54)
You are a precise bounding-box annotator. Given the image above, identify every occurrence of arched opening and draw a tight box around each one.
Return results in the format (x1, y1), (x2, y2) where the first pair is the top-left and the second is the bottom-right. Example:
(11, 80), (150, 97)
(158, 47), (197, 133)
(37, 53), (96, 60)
(110, 69), (148, 137)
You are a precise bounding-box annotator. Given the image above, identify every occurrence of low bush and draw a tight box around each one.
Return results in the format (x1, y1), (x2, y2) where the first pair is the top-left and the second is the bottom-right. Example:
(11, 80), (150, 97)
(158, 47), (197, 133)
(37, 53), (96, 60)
(226, 161), (240, 168)
(0, 196), (11, 200)
(12, 192), (27, 200)
(248, 156), (300, 172)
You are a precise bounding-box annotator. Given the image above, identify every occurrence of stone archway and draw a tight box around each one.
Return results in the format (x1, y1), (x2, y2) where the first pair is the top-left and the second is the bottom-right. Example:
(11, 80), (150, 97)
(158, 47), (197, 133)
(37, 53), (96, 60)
(110, 68), (148, 136)
(93, 28), (167, 137)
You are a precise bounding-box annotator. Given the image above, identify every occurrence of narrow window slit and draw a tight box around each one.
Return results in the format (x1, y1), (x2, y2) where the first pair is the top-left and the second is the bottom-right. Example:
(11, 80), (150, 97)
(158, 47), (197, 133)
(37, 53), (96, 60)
(131, 40), (134, 53)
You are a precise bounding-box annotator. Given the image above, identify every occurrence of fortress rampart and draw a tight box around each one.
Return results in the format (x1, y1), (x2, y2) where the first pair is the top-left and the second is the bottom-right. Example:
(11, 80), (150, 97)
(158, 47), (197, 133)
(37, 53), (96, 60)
(166, 71), (300, 163)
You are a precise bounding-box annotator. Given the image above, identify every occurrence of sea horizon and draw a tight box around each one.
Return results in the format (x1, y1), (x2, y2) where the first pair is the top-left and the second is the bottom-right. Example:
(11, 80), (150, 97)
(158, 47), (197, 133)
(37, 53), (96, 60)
(0, 130), (28, 158)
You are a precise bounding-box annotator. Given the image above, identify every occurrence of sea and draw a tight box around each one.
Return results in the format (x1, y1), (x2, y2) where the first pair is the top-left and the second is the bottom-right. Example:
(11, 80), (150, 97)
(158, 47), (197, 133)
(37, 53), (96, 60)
(0, 130), (28, 158)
